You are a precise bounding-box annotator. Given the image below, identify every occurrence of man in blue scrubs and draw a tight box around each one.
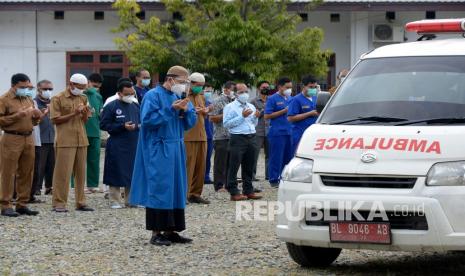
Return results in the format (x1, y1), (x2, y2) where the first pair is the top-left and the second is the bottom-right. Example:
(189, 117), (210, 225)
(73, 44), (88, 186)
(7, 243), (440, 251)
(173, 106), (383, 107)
(264, 77), (293, 187)
(134, 69), (151, 102)
(287, 75), (319, 154)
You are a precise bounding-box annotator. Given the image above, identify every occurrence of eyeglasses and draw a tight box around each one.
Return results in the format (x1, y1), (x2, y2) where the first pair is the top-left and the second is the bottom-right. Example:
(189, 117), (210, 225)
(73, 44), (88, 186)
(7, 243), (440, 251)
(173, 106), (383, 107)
(174, 78), (190, 85)
(41, 88), (53, 91)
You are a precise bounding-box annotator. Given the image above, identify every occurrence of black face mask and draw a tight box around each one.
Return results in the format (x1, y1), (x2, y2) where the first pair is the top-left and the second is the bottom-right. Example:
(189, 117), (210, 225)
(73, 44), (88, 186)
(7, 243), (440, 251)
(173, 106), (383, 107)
(260, 87), (271, 95)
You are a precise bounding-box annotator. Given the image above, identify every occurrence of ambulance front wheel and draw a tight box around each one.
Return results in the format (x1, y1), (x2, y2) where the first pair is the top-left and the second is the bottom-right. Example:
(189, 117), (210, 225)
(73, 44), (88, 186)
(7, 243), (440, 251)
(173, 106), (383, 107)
(286, 243), (341, 267)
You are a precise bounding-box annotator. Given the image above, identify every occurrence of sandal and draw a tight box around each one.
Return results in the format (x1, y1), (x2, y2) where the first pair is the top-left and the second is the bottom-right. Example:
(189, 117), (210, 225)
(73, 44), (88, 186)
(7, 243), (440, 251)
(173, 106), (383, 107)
(52, 207), (69, 213)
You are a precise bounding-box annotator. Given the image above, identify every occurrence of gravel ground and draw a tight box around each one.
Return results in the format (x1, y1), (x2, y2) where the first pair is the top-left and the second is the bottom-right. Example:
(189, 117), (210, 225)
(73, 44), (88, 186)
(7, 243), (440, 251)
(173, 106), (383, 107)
(1, 151), (465, 275)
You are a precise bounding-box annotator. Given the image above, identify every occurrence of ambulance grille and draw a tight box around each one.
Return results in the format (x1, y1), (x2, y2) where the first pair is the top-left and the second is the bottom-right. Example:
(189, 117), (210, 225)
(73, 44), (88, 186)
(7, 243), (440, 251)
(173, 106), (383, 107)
(305, 209), (428, 230)
(320, 175), (417, 189)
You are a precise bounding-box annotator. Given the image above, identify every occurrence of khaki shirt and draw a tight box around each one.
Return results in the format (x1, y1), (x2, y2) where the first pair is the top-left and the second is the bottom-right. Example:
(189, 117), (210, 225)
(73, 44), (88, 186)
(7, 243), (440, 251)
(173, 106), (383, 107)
(50, 89), (89, 148)
(184, 94), (207, 142)
(0, 90), (37, 133)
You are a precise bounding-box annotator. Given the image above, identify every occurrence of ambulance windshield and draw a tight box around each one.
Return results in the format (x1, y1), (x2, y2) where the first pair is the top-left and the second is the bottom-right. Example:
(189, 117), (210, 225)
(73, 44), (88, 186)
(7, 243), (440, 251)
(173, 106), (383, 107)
(320, 56), (465, 125)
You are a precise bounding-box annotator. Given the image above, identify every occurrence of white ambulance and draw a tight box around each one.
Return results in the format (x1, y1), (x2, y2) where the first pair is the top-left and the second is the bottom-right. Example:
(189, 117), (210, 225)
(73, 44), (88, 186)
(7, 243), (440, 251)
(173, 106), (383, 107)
(277, 19), (465, 267)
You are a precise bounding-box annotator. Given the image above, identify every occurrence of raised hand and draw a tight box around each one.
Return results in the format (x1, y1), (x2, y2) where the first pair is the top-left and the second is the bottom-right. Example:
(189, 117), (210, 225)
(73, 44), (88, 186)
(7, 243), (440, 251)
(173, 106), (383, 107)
(242, 108), (253, 117)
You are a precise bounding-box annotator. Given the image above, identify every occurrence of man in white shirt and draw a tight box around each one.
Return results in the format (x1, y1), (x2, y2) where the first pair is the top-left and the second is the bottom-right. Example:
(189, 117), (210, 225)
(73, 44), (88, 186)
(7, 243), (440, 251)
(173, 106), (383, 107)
(223, 83), (263, 201)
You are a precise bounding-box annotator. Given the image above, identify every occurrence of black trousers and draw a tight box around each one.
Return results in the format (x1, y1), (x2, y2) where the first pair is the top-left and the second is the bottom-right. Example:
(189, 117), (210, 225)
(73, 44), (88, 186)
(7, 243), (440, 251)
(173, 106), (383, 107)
(146, 208), (185, 232)
(31, 143), (55, 196)
(226, 134), (257, 196)
(253, 135), (269, 179)
(213, 139), (229, 190)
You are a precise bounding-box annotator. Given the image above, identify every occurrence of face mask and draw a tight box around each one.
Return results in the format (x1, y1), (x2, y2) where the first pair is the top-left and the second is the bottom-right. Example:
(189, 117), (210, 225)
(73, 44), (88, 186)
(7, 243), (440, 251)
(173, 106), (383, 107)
(237, 93), (249, 104)
(171, 83), (187, 97)
(71, 87), (84, 96)
(283, 88), (292, 97)
(41, 90), (52, 100)
(87, 87), (98, 94)
(192, 86), (203, 94)
(141, 79), (151, 87)
(307, 88), (318, 97)
(204, 91), (212, 101)
(26, 88), (36, 98)
(16, 88), (28, 97)
(122, 95), (135, 104)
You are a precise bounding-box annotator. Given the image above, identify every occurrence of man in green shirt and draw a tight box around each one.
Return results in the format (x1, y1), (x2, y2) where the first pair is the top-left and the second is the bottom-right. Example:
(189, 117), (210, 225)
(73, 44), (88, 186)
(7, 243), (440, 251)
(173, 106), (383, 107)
(84, 73), (103, 192)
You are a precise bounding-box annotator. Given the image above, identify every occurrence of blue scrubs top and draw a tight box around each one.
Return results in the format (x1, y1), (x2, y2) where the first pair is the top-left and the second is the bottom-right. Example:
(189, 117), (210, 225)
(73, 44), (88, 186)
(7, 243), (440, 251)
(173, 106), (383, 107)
(287, 93), (318, 136)
(205, 100), (213, 140)
(264, 93), (293, 136)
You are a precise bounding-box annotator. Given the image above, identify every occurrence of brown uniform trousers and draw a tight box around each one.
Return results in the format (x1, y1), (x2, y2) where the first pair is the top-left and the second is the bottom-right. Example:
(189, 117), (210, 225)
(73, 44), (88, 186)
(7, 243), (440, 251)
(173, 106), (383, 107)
(0, 90), (38, 210)
(50, 89), (90, 209)
(185, 94), (207, 198)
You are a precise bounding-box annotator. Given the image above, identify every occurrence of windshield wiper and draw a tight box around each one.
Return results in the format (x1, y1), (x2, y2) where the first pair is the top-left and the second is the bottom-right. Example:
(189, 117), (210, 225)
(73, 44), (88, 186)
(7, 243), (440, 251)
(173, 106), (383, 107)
(328, 116), (408, 125)
(395, 117), (465, 126)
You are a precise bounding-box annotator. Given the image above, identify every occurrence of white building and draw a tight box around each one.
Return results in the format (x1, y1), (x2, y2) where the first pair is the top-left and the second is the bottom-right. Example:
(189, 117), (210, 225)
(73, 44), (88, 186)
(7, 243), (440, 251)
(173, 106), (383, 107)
(0, 0), (464, 99)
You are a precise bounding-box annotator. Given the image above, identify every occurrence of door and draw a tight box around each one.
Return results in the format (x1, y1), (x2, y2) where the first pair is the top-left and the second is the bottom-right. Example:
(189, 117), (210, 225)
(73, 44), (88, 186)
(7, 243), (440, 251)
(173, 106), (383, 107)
(66, 51), (129, 102)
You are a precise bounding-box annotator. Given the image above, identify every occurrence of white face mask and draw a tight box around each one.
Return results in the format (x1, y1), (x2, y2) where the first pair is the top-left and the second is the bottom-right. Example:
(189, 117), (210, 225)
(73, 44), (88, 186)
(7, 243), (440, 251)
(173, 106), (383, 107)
(42, 90), (52, 100)
(237, 93), (249, 104)
(71, 87), (84, 96)
(122, 95), (135, 104)
(170, 79), (187, 97)
(283, 88), (292, 97)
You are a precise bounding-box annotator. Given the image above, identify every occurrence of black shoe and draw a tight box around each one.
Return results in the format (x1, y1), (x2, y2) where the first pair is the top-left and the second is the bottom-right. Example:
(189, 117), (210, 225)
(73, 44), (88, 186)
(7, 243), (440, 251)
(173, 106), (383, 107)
(164, 232), (193, 244)
(204, 179), (213, 184)
(35, 190), (42, 196)
(76, 206), (94, 212)
(45, 188), (52, 195)
(253, 177), (260, 181)
(188, 196), (210, 204)
(253, 188), (262, 193)
(28, 197), (45, 204)
(1, 208), (19, 217)
(150, 234), (172, 246)
(270, 182), (279, 188)
(16, 207), (39, 216)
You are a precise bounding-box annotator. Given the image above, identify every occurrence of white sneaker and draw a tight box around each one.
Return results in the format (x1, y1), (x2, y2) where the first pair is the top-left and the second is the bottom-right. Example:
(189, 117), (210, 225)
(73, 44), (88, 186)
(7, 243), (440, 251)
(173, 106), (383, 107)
(110, 203), (123, 209)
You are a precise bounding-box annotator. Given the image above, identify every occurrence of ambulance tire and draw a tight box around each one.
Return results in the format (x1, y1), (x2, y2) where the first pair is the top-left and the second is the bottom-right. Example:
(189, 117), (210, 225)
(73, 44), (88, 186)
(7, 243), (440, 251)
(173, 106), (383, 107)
(286, 243), (341, 267)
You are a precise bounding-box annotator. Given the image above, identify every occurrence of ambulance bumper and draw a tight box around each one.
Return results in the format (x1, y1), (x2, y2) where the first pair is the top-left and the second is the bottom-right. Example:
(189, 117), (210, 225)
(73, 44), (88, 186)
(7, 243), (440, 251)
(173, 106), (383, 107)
(276, 180), (465, 251)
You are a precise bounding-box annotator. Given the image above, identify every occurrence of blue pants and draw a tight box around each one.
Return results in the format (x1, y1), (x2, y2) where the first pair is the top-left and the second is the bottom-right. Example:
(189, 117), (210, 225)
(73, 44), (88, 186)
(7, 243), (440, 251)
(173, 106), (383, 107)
(291, 130), (304, 155)
(205, 139), (213, 181)
(267, 135), (293, 184)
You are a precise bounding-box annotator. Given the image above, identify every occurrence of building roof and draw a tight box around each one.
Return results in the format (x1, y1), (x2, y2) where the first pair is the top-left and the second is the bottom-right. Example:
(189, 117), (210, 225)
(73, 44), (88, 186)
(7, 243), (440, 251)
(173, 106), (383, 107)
(364, 38), (465, 59)
(0, 0), (464, 2)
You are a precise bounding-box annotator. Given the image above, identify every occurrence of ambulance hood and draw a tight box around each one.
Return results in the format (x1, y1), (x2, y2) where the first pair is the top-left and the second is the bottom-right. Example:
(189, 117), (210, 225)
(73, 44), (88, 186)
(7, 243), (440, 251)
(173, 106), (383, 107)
(297, 124), (465, 176)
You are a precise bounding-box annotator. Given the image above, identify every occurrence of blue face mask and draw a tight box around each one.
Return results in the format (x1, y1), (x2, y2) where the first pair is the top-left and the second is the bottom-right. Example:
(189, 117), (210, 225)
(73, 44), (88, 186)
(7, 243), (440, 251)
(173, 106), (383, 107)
(16, 88), (28, 97)
(307, 88), (318, 97)
(204, 91), (212, 101)
(141, 79), (151, 87)
(26, 88), (36, 98)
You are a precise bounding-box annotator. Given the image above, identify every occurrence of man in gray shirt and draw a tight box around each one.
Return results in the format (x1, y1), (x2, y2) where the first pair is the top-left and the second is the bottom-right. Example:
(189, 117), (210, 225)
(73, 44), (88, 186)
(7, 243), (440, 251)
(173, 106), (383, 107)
(208, 81), (235, 191)
(250, 81), (270, 181)
(31, 80), (56, 200)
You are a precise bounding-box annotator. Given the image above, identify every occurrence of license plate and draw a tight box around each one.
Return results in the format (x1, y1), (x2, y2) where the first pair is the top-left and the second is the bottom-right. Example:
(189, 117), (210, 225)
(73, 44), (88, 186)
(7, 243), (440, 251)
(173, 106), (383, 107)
(329, 222), (391, 244)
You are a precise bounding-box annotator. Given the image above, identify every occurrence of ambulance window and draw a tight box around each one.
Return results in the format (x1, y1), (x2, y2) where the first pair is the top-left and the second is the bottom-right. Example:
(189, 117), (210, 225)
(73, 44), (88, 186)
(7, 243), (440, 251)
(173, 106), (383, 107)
(320, 56), (465, 125)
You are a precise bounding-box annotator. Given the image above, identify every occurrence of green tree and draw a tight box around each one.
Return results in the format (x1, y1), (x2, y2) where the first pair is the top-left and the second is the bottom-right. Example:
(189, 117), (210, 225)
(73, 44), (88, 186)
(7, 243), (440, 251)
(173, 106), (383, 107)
(113, 0), (331, 87)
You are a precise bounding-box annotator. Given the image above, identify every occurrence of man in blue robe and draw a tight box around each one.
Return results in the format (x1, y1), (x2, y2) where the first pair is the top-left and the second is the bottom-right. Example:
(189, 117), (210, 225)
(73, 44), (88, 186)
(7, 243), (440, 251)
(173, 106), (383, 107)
(129, 66), (197, 246)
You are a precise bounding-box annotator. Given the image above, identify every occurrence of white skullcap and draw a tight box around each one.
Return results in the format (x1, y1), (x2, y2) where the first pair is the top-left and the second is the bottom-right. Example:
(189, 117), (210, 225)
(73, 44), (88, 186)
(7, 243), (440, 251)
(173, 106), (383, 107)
(189, 72), (205, 83)
(70, 73), (88, 85)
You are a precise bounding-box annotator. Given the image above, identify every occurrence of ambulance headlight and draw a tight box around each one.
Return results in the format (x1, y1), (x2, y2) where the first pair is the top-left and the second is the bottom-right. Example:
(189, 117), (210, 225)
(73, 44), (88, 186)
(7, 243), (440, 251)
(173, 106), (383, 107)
(426, 161), (465, 186)
(281, 157), (314, 183)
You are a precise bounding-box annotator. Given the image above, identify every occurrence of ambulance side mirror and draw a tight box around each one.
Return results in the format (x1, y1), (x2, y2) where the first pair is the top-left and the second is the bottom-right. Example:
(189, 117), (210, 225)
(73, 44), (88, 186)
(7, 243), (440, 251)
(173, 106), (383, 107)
(316, 91), (331, 113)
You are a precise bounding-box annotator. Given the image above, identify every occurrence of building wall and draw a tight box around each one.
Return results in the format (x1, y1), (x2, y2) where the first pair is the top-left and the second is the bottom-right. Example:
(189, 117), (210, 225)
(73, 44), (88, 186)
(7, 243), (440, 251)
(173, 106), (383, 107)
(0, 9), (465, 93)
(0, 10), (168, 93)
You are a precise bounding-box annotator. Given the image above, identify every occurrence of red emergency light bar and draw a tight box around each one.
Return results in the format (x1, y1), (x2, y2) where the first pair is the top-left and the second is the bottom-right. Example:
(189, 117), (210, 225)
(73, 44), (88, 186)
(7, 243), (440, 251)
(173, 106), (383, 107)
(405, 19), (465, 34)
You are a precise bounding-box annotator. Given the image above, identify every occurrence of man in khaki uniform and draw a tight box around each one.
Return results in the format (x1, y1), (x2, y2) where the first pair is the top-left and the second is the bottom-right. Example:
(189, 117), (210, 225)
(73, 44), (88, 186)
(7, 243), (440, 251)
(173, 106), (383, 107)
(50, 73), (94, 212)
(0, 73), (42, 217)
(185, 73), (210, 204)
